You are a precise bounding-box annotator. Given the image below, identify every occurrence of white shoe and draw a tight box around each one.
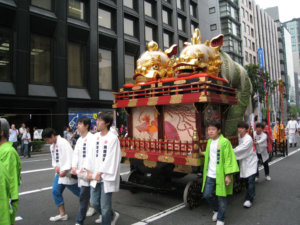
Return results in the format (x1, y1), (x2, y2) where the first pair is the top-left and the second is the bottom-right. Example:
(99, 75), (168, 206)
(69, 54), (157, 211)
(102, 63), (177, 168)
(243, 200), (252, 208)
(111, 211), (120, 225)
(95, 215), (102, 223)
(212, 211), (218, 222)
(255, 177), (259, 182)
(216, 221), (224, 225)
(49, 214), (68, 222)
(86, 207), (96, 217)
(265, 176), (271, 181)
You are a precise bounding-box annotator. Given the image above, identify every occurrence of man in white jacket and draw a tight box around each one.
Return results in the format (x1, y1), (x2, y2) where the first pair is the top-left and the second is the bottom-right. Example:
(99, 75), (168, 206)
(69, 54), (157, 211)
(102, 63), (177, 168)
(72, 117), (95, 225)
(286, 115), (298, 147)
(42, 128), (80, 222)
(254, 123), (271, 181)
(86, 112), (121, 225)
(234, 121), (258, 208)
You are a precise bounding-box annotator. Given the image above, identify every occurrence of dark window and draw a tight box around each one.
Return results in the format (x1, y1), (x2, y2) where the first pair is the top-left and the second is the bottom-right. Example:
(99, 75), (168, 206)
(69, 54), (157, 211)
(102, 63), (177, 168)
(210, 24), (217, 31)
(30, 34), (51, 84)
(69, 0), (85, 20)
(144, 1), (153, 17)
(191, 22), (198, 33)
(68, 42), (86, 87)
(31, 0), (52, 10)
(190, 3), (197, 18)
(177, 0), (184, 11)
(162, 8), (172, 26)
(178, 37), (187, 52)
(145, 25), (153, 42)
(99, 48), (112, 90)
(124, 0), (133, 9)
(209, 7), (215, 14)
(0, 27), (11, 81)
(163, 31), (172, 49)
(124, 17), (136, 37)
(125, 54), (135, 84)
(98, 8), (112, 29)
(178, 16), (185, 32)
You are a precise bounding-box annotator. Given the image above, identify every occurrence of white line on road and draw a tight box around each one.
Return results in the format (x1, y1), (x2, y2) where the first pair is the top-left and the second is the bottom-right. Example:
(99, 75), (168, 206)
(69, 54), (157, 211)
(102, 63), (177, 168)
(132, 148), (300, 225)
(19, 186), (52, 196)
(131, 203), (186, 225)
(21, 158), (50, 163)
(21, 167), (53, 174)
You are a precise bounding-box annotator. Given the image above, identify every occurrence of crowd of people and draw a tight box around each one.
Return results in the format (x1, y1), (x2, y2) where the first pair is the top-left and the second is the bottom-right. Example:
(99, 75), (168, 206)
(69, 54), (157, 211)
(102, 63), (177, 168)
(1, 113), (299, 225)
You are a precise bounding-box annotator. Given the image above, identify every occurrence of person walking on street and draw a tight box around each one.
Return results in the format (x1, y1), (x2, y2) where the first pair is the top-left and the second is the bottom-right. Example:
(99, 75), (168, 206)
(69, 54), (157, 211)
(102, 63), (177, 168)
(72, 117), (95, 225)
(19, 123), (26, 156)
(9, 124), (19, 151)
(234, 121), (258, 208)
(22, 128), (31, 158)
(200, 121), (239, 225)
(42, 128), (80, 222)
(286, 115), (298, 147)
(0, 118), (22, 225)
(86, 112), (121, 225)
(254, 123), (271, 181)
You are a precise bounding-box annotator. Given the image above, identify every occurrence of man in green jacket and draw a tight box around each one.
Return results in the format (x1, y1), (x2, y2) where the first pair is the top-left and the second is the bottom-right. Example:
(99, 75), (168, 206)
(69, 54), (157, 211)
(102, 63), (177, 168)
(0, 118), (22, 225)
(0, 160), (13, 225)
(200, 120), (239, 225)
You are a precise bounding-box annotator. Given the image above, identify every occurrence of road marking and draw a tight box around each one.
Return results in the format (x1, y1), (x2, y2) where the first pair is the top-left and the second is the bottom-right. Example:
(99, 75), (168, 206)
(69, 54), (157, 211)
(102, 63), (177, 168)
(15, 216), (23, 221)
(21, 167), (53, 174)
(21, 158), (50, 163)
(131, 203), (185, 225)
(19, 186), (52, 196)
(132, 148), (300, 225)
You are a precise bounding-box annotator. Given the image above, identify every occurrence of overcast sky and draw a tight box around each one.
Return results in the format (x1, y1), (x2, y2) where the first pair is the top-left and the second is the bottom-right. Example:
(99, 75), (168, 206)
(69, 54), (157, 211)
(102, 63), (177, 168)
(255, 0), (300, 22)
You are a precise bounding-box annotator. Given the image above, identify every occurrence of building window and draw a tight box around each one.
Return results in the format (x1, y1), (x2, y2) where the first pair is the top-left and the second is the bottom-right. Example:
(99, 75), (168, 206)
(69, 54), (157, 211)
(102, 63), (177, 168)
(162, 9), (171, 26)
(242, 7), (245, 18)
(177, 0), (184, 11)
(253, 56), (256, 63)
(178, 37), (186, 52)
(163, 32), (172, 49)
(125, 54), (135, 84)
(210, 24), (217, 31)
(244, 36), (247, 47)
(178, 16), (185, 32)
(248, 39), (251, 48)
(247, 25), (250, 35)
(98, 8), (112, 29)
(69, 0), (85, 20)
(190, 3), (197, 18)
(249, 54), (252, 63)
(251, 28), (254, 37)
(123, 0), (133, 9)
(124, 17), (134, 36)
(144, 1), (153, 17)
(249, 1), (252, 10)
(99, 48), (112, 90)
(145, 25), (153, 42)
(191, 22), (198, 33)
(250, 15), (253, 23)
(252, 42), (255, 51)
(0, 27), (11, 81)
(30, 34), (51, 84)
(245, 51), (248, 62)
(209, 7), (215, 14)
(31, 0), (52, 10)
(68, 42), (85, 87)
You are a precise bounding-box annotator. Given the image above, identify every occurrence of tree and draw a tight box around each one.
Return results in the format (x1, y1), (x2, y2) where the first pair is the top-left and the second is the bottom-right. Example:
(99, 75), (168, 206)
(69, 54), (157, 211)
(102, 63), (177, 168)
(245, 64), (278, 111)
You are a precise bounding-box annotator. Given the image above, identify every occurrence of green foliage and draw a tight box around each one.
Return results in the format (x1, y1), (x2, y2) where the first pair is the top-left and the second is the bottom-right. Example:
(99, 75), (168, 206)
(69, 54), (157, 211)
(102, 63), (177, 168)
(31, 140), (46, 152)
(287, 106), (300, 117)
(245, 64), (278, 109)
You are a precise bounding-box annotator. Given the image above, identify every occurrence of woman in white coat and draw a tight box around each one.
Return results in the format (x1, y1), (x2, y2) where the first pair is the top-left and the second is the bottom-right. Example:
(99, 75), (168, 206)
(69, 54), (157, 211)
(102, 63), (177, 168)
(254, 123), (271, 181)
(234, 121), (258, 208)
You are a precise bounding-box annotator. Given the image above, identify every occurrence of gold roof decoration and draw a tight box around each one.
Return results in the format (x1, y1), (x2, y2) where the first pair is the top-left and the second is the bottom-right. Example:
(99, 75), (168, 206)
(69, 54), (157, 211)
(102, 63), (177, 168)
(174, 28), (224, 77)
(133, 41), (177, 84)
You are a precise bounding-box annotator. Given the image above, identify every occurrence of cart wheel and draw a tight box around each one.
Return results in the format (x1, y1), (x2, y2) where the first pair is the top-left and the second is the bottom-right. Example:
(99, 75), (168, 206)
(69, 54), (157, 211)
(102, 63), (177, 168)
(183, 180), (202, 209)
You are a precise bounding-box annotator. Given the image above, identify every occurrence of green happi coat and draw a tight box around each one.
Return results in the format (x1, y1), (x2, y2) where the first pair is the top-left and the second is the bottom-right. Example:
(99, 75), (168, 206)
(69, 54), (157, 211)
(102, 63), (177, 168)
(201, 134), (239, 197)
(0, 161), (13, 225)
(0, 141), (22, 223)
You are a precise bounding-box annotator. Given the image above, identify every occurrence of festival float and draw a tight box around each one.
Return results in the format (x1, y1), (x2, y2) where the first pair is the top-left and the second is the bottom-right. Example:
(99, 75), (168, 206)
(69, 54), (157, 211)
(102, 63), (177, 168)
(113, 29), (252, 208)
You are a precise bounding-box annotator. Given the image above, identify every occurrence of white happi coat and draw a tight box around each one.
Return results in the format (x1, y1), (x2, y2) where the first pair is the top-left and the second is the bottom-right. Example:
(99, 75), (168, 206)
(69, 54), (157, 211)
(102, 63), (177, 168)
(254, 131), (269, 163)
(286, 120), (298, 144)
(50, 135), (77, 185)
(86, 131), (121, 193)
(72, 132), (94, 187)
(234, 133), (258, 178)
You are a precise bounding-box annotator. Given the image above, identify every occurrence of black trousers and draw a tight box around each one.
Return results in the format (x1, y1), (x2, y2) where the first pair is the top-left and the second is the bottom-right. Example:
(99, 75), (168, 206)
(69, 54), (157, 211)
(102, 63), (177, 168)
(256, 153), (269, 177)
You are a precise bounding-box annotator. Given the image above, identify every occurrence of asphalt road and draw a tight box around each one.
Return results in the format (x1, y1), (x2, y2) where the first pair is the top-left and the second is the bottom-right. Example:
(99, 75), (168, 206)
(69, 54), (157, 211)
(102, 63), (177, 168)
(16, 141), (300, 225)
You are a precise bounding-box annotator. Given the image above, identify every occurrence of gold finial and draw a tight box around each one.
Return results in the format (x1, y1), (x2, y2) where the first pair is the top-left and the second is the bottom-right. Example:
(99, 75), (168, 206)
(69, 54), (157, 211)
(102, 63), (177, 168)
(191, 28), (202, 45)
(193, 128), (199, 142)
(147, 41), (158, 51)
